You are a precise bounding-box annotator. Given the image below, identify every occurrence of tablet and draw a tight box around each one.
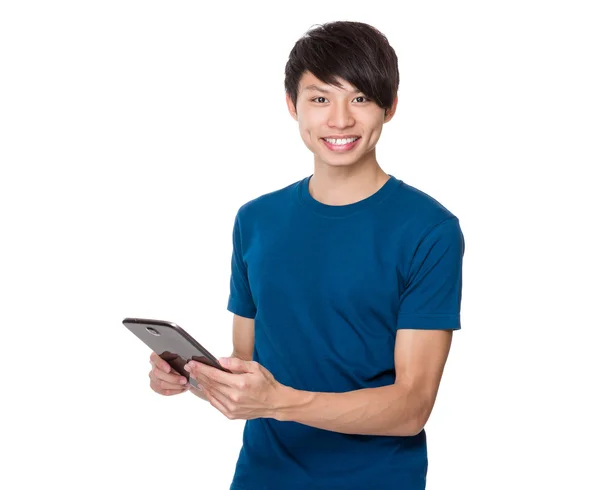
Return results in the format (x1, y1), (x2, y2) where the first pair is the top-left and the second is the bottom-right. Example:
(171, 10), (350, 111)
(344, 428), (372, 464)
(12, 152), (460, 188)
(123, 317), (232, 389)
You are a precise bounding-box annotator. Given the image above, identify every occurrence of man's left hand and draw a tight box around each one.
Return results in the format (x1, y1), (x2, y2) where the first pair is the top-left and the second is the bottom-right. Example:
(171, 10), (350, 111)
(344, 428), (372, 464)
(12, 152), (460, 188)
(184, 357), (285, 420)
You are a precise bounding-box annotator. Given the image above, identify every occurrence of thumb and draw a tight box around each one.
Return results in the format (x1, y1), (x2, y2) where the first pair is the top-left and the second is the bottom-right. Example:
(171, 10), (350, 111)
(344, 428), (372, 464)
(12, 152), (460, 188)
(219, 356), (253, 373)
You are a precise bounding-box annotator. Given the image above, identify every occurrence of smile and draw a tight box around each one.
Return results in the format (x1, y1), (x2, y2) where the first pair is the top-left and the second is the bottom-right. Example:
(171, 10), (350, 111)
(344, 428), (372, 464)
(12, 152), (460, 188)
(321, 137), (361, 152)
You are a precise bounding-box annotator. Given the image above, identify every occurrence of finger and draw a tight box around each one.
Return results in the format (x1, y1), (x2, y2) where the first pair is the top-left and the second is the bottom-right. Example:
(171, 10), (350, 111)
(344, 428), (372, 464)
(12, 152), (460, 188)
(187, 362), (239, 387)
(163, 389), (187, 396)
(219, 357), (254, 374)
(152, 365), (188, 385)
(200, 378), (238, 401)
(150, 353), (172, 373)
(150, 377), (190, 395)
(150, 369), (188, 389)
(153, 385), (189, 396)
(192, 371), (231, 392)
(205, 388), (234, 418)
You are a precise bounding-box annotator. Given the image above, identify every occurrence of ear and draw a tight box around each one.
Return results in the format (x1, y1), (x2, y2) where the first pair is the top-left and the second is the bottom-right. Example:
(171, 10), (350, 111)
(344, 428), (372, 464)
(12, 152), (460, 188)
(285, 92), (298, 121)
(384, 94), (399, 123)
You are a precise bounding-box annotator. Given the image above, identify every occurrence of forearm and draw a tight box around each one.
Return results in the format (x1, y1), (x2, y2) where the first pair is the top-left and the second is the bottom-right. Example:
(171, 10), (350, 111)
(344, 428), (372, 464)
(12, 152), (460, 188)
(274, 383), (426, 437)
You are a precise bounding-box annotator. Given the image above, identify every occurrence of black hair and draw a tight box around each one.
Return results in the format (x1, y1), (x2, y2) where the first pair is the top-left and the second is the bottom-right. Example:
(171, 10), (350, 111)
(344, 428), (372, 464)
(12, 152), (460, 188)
(284, 21), (399, 114)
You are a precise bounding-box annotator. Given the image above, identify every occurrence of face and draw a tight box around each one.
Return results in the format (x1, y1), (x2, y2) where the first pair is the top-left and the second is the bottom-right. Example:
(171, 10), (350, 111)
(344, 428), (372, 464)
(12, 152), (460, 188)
(286, 71), (398, 170)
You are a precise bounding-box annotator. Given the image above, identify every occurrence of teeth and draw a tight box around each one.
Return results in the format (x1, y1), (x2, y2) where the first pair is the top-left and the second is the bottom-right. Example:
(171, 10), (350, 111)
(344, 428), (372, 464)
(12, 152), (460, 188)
(325, 137), (358, 145)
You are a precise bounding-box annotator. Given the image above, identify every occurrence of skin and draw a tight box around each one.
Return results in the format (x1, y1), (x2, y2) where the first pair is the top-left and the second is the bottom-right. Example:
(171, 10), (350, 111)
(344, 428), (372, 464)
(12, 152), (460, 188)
(149, 315), (255, 400)
(149, 352), (191, 396)
(148, 71), (454, 437)
(183, 328), (452, 437)
(285, 70), (399, 206)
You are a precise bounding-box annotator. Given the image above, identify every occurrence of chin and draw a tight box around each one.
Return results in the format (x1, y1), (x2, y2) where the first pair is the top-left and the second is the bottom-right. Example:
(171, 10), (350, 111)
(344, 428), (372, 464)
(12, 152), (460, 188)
(323, 160), (359, 168)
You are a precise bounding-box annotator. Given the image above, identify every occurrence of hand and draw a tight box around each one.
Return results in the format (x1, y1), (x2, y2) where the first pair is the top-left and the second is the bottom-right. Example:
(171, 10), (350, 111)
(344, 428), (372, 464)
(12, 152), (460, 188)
(184, 357), (285, 420)
(149, 352), (190, 396)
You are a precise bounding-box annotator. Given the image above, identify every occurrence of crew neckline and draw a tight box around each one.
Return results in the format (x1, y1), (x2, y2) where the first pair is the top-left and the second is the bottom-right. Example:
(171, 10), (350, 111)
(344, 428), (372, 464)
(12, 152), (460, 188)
(297, 173), (402, 218)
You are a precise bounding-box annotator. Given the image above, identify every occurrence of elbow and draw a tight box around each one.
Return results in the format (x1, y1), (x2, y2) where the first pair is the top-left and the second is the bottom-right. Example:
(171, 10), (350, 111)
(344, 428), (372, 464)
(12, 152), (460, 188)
(387, 406), (426, 436)
(390, 384), (432, 437)
(407, 421), (426, 437)
(391, 419), (425, 437)
(407, 408), (431, 436)
(402, 406), (434, 437)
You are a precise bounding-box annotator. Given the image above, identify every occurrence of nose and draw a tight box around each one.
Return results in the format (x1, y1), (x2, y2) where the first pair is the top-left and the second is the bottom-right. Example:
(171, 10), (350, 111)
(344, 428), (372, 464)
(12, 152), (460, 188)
(328, 103), (355, 129)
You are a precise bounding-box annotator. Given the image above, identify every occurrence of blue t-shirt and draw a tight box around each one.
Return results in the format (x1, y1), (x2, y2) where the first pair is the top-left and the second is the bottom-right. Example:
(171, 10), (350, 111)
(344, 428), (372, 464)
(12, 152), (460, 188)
(226, 174), (464, 490)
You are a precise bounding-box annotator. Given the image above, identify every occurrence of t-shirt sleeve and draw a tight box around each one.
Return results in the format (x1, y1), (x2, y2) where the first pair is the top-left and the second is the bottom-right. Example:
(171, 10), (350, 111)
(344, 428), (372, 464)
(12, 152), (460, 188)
(396, 217), (465, 331)
(226, 212), (257, 319)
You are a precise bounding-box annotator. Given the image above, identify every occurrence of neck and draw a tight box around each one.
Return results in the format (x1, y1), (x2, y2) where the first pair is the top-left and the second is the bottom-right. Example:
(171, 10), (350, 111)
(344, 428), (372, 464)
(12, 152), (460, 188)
(309, 157), (390, 206)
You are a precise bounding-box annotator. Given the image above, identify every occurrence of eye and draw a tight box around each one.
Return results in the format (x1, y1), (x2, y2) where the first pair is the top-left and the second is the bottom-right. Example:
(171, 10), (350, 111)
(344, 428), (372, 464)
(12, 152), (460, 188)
(310, 96), (371, 104)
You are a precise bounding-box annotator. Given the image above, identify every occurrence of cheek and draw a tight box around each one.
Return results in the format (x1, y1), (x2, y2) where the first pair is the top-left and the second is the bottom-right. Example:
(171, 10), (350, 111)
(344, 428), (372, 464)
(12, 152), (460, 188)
(297, 113), (319, 139)
(298, 124), (315, 146)
(366, 125), (383, 145)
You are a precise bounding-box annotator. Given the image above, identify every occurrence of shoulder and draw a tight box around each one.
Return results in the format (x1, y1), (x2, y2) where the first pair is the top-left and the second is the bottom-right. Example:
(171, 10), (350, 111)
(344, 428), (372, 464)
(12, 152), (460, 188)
(388, 181), (464, 284)
(396, 180), (459, 223)
(387, 179), (464, 249)
(234, 177), (304, 224)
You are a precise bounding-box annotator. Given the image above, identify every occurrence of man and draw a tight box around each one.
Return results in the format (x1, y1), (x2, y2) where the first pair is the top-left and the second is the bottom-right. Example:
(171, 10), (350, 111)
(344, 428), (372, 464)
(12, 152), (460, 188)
(149, 20), (465, 490)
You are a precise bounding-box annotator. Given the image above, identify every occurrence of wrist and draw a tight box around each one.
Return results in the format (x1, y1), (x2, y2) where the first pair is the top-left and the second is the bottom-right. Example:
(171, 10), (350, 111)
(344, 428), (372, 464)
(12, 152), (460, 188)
(272, 384), (314, 422)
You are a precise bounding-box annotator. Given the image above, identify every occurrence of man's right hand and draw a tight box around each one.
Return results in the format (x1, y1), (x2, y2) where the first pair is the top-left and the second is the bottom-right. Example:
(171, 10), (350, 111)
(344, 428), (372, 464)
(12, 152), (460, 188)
(149, 352), (190, 396)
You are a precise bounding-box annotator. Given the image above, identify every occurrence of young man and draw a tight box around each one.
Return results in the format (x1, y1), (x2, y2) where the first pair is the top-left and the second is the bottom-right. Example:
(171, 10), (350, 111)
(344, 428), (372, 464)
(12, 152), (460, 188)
(149, 21), (465, 490)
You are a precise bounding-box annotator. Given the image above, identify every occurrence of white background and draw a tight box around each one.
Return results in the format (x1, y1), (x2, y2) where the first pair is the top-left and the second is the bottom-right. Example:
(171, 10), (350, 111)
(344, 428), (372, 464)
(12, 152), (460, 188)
(1, 1), (598, 489)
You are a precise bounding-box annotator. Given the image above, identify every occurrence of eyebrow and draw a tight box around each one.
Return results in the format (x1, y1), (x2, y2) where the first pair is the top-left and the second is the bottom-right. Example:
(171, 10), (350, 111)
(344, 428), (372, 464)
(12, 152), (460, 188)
(302, 84), (362, 94)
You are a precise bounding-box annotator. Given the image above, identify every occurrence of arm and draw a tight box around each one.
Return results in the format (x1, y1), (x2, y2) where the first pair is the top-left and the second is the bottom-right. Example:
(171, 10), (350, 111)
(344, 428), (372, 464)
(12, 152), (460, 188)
(194, 216), (462, 425)
(275, 218), (464, 435)
(190, 313), (255, 401)
(275, 328), (453, 437)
